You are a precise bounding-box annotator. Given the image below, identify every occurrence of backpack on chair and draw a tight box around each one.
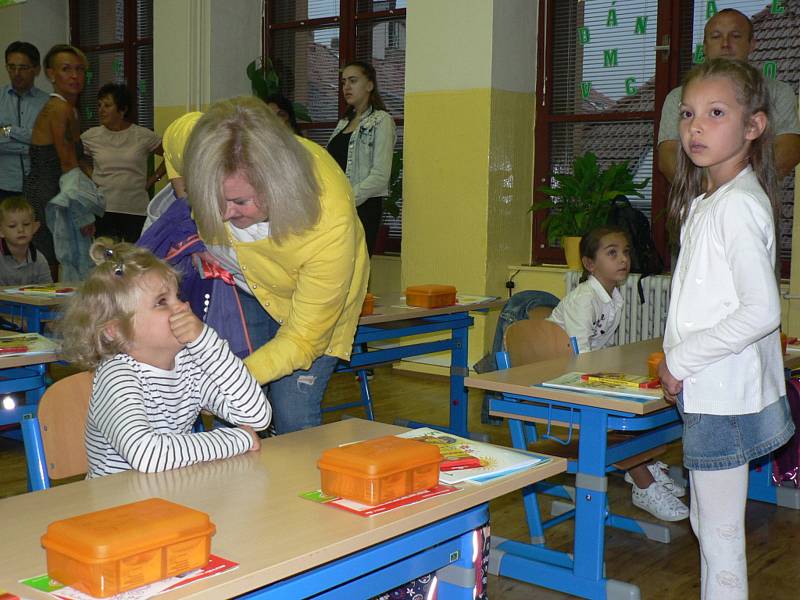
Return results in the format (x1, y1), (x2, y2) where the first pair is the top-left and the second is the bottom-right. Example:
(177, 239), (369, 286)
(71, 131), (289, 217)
(607, 195), (665, 303)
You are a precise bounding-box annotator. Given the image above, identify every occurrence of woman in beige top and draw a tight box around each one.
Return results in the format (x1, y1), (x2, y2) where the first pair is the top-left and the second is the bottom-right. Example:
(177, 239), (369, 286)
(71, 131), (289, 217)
(81, 82), (165, 242)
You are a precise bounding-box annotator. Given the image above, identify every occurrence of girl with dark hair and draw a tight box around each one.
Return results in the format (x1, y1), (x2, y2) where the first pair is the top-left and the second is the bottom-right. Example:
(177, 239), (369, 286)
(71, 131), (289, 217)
(548, 226), (689, 522)
(326, 61), (395, 255)
(81, 82), (165, 242)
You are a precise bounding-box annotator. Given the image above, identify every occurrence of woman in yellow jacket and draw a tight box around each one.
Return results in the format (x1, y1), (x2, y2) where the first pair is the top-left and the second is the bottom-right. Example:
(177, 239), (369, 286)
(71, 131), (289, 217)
(184, 96), (369, 434)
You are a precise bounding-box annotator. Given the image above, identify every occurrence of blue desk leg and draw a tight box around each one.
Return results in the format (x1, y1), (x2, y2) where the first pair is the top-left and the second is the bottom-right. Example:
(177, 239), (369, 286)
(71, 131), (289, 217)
(449, 322), (469, 439)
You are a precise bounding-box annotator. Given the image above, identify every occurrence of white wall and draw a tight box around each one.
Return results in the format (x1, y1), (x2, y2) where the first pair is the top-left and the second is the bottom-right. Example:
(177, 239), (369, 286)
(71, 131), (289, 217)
(0, 0), (68, 90)
(210, 0), (261, 102)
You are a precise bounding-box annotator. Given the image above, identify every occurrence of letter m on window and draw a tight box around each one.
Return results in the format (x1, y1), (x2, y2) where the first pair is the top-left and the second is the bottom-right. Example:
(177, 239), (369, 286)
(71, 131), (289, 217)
(603, 48), (619, 67)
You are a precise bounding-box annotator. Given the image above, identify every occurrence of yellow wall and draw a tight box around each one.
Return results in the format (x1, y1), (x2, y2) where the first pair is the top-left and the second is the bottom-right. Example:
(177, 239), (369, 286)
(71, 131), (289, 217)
(398, 0), (537, 371)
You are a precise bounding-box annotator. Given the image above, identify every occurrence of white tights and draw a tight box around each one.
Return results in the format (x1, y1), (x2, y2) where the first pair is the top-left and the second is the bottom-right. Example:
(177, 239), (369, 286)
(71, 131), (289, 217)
(689, 464), (749, 600)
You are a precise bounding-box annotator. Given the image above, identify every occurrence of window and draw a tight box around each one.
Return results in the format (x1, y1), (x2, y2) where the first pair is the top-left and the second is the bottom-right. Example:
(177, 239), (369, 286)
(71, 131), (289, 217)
(70, 0), (154, 130)
(265, 0), (406, 254)
(533, 0), (797, 275)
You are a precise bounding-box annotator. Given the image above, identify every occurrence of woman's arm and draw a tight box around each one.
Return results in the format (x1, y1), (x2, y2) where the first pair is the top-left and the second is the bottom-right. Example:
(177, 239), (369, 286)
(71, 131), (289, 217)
(243, 218), (359, 384)
(48, 102), (81, 174)
(351, 112), (396, 204)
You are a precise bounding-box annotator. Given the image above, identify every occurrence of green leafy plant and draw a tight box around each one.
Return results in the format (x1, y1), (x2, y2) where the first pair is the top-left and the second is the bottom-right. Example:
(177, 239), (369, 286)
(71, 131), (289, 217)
(531, 152), (650, 243)
(246, 57), (311, 123)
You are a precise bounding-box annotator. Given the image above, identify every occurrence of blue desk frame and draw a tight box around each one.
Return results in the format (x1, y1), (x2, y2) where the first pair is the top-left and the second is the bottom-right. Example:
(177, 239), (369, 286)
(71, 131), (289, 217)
(333, 311), (475, 438)
(240, 505), (487, 599)
(488, 392), (682, 600)
(0, 300), (59, 334)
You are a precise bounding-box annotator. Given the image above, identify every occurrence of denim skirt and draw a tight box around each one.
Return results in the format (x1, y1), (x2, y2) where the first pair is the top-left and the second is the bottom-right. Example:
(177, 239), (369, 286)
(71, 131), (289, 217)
(677, 394), (795, 471)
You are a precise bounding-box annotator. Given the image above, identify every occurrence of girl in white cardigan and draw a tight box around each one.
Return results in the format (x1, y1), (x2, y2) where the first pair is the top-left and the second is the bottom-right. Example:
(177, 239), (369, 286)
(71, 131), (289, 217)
(660, 58), (795, 600)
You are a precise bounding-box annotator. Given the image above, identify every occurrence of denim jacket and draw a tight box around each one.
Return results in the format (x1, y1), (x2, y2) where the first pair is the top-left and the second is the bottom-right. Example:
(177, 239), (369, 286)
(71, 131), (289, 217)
(473, 290), (560, 374)
(328, 106), (396, 207)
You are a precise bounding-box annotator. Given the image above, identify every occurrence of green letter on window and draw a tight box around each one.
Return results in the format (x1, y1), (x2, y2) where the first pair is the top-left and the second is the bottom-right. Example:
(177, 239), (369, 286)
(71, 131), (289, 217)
(581, 81), (593, 98)
(603, 49), (619, 68)
(625, 77), (638, 95)
(607, 8), (618, 27)
(763, 61), (777, 80)
(635, 16), (648, 35)
(706, 1), (718, 19)
(693, 44), (705, 64)
(578, 27), (591, 45)
(772, 0), (785, 14)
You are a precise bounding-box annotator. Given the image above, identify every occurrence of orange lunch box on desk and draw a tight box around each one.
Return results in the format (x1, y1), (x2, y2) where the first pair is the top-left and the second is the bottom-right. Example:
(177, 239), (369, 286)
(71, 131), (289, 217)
(40, 498), (215, 598)
(405, 284), (457, 308)
(361, 292), (375, 316)
(317, 436), (442, 505)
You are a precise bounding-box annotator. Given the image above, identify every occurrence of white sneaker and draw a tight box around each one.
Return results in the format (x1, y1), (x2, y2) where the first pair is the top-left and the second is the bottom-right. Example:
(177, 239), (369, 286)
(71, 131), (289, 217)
(625, 461), (686, 497)
(631, 482), (689, 522)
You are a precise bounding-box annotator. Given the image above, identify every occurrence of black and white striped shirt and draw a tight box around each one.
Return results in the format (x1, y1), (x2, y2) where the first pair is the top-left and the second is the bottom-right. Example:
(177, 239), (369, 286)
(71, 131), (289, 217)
(86, 325), (271, 478)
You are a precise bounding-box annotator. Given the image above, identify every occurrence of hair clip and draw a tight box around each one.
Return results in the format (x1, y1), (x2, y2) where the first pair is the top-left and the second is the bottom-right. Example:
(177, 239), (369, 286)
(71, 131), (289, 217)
(104, 248), (124, 276)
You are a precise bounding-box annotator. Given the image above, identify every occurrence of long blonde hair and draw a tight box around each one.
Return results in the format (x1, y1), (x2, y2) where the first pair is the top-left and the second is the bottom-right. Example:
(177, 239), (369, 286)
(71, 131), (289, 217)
(184, 96), (320, 244)
(667, 58), (777, 235)
(57, 238), (179, 369)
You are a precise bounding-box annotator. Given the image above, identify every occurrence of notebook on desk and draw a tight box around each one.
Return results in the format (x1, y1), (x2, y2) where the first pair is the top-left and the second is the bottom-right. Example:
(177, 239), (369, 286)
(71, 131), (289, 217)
(0, 333), (59, 357)
(538, 371), (664, 402)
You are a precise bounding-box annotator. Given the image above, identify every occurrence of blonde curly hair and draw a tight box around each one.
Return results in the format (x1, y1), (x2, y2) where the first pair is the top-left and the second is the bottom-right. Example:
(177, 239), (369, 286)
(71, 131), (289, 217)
(57, 238), (180, 368)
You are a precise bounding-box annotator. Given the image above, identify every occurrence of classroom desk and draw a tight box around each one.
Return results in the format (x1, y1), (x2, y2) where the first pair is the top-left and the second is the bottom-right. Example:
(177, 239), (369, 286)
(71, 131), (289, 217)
(465, 338), (683, 600)
(0, 344), (60, 450)
(0, 285), (72, 333)
(336, 294), (505, 438)
(0, 419), (565, 599)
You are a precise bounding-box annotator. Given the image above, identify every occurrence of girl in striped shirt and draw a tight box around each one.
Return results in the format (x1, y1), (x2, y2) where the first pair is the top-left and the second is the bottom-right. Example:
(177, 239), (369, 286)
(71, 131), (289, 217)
(59, 238), (271, 478)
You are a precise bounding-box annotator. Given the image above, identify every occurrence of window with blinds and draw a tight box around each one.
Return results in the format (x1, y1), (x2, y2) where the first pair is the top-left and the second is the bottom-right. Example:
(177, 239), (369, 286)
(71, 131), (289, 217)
(684, 0), (798, 272)
(266, 0), (406, 254)
(535, 0), (798, 275)
(71, 0), (154, 130)
(534, 0), (671, 266)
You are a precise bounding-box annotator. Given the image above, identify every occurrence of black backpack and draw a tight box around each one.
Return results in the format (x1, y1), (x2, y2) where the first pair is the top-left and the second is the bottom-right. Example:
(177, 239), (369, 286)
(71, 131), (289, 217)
(607, 196), (664, 302)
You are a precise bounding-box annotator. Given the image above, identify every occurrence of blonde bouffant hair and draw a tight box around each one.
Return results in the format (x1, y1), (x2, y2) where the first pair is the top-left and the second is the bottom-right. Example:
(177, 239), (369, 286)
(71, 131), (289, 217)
(184, 96), (321, 245)
(57, 238), (180, 369)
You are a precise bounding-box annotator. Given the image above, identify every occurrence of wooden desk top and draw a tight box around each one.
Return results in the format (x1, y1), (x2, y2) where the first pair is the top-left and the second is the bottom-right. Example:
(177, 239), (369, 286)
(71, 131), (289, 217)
(0, 284), (75, 307)
(0, 419), (565, 599)
(465, 338), (670, 415)
(358, 293), (504, 325)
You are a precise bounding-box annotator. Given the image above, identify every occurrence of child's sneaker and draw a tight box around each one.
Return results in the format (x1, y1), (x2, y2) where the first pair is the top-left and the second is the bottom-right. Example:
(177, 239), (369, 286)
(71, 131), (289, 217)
(631, 481), (689, 522)
(625, 461), (686, 497)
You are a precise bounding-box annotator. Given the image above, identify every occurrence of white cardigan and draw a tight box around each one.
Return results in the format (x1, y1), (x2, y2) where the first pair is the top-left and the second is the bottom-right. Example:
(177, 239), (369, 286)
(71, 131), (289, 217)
(664, 166), (785, 415)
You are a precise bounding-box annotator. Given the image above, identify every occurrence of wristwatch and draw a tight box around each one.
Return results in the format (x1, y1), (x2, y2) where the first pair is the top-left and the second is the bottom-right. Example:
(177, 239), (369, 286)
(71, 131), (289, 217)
(0, 125), (11, 138)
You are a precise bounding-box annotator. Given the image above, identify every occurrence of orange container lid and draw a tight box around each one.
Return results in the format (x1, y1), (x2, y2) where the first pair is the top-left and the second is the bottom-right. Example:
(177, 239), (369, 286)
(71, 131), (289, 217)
(405, 284), (456, 295)
(317, 436), (441, 479)
(41, 498), (215, 562)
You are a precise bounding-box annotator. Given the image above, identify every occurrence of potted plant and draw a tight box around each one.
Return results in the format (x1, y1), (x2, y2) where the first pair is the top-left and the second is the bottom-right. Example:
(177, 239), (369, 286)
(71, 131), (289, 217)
(246, 57), (312, 123)
(532, 152), (649, 269)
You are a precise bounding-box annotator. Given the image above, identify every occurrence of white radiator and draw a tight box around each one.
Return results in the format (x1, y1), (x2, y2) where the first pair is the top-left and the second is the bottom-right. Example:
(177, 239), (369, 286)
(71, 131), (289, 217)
(565, 271), (672, 345)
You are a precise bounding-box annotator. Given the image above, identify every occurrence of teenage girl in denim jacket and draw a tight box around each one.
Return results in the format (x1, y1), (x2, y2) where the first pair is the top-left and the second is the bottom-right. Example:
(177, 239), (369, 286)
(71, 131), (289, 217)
(326, 61), (396, 255)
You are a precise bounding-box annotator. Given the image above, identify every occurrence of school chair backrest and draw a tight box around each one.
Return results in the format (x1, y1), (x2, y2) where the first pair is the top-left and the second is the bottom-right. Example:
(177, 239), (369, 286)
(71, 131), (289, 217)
(527, 305), (554, 321)
(35, 371), (92, 482)
(503, 318), (573, 367)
